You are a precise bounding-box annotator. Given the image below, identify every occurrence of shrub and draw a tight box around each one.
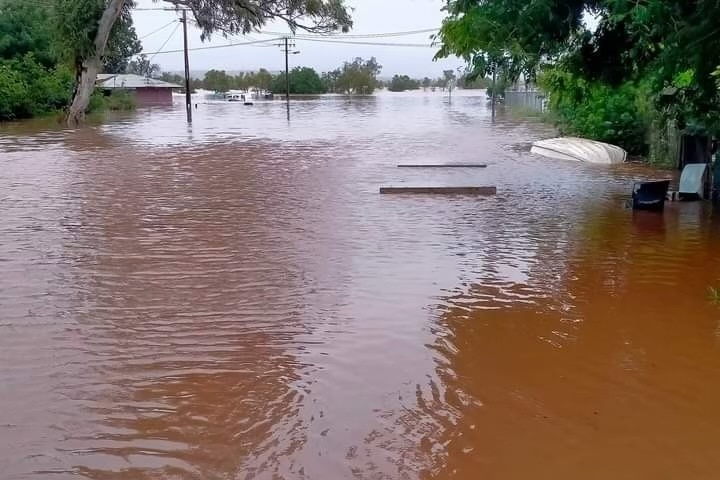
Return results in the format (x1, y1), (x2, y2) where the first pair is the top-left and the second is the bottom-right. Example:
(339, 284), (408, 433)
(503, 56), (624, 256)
(87, 90), (136, 113)
(0, 54), (74, 120)
(539, 68), (651, 156)
(105, 90), (135, 111)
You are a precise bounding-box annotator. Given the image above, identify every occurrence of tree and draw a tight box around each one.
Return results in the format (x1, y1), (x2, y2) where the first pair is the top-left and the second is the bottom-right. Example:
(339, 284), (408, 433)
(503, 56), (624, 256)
(388, 75), (421, 92)
(457, 74), (490, 89)
(56, 0), (353, 125)
(443, 69), (456, 86)
(232, 72), (249, 90)
(103, 6), (142, 74)
(255, 68), (273, 92)
(0, 0), (74, 121)
(289, 66), (325, 94)
(0, 0), (58, 68)
(335, 57), (382, 94)
(322, 69), (341, 93)
(127, 54), (160, 77)
(271, 66), (326, 94)
(436, 0), (720, 159)
(203, 69), (232, 92)
(159, 72), (184, 85)
(422, 77), (432, 90)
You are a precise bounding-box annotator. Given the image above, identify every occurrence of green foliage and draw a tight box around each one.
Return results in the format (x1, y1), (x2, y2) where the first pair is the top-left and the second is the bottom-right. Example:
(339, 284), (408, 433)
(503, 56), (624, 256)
(203, 69), (232, 92)
(160, 72), (185, 85)
(105, 90), (136, 110)
(168, 0), (352, 38)
(0, 55), (74, 121)
(0, 0), (58, 68)
(231, 69), (274, 91)
(322, 69), (341, 93)
(0, 0), (145, 121)
(271, 67), (326, 94)
(126, 54), (160, 78)
(54, 0), (107, 67)
(388, 75), (421, 92)
(540, 68), (651, 155)
(457, 74), (490, 89)
(87, 90), (136, 113)
(104, 5), (142, 73)
(436, 0), (720, 157)
(56, 0), (351, 122)
(87, 90), (108, 113)
(54, 0), (142, 73)
(0, 65), (28, 120)
(485, 79), (509, 100)
(333, 57), (382, 94)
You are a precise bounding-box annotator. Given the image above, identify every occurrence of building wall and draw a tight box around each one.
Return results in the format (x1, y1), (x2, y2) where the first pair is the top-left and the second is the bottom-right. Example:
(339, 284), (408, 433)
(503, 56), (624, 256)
(134, 88), (174, 106)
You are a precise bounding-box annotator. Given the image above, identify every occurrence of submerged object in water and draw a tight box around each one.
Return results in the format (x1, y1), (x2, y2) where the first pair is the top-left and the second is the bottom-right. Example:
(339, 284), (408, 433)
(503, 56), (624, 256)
(531, 137), (627, 165)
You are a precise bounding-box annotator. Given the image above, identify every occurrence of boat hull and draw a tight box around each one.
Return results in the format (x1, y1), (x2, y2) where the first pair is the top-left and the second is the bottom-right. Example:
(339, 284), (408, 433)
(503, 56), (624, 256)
(531, 137), (627, 165)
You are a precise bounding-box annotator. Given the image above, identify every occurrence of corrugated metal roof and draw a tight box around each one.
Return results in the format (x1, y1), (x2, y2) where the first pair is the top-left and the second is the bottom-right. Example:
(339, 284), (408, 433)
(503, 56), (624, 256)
(96, 74), (181, 89)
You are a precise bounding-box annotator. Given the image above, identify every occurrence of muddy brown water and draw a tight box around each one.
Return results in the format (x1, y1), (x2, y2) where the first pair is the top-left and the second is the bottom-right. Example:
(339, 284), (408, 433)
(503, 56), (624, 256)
(2, 91), (720, 480)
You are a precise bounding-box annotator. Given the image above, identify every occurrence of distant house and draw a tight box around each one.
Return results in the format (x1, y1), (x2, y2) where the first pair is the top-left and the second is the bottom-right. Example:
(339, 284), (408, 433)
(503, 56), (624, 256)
(96, 74), (181, 106)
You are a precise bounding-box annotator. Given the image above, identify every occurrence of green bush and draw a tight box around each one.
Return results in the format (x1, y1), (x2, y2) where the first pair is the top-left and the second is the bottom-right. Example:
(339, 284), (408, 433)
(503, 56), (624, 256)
(0, 64), (30, 120)
(87, 91), (108, 113)
(539, 68), (651, 156)
(105, 90), (135, 111)
(87, 90), (136, 113)
(0, 54), (74, 121)
(270, 67), (327, 94)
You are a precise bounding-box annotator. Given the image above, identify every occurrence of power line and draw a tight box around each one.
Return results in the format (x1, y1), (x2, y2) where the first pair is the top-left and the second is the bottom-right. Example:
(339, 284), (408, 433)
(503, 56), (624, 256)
(139, 19), (178, 40)
(296, 38), (436, 48)
(146, 22), (181, 63)
(141, 37), (282, 56)
(141, 36), (433, 56)
(259, 28), (439, 39)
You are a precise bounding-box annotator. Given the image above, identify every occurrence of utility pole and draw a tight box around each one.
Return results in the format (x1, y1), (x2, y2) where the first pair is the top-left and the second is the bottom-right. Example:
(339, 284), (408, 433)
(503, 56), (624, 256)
(182, 9), (192, 124)
(491, 65), (497, 120)
(284, 36), (290, 120)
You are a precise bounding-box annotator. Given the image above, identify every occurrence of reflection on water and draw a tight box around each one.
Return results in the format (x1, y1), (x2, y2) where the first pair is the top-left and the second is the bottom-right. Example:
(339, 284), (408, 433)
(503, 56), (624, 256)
(2, 91), (720, 479)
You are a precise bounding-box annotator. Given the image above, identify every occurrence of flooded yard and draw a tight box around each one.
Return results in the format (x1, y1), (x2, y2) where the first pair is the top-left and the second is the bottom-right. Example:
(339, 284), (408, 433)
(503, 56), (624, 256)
(2, 91), (720, 479)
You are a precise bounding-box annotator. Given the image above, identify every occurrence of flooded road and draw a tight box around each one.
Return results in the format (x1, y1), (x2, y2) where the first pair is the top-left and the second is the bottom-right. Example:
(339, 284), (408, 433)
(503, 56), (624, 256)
(2, 91), (720, 480)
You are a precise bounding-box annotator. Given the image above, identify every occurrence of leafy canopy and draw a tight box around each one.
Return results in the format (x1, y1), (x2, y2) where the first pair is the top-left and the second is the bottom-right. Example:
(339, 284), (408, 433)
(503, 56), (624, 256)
(168, 0), (352, 38)
(271, 67), (326, 94)
(436, 0), (720, 155)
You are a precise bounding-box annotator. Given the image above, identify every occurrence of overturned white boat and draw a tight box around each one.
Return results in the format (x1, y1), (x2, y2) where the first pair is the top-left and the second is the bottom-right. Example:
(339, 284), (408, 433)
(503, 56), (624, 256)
(531, 137), (627, 165)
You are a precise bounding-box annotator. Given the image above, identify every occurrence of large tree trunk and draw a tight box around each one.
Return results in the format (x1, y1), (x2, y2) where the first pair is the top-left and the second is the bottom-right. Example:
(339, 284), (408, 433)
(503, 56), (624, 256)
(66, 0), (127, 126)
(67, 57), (102, 126)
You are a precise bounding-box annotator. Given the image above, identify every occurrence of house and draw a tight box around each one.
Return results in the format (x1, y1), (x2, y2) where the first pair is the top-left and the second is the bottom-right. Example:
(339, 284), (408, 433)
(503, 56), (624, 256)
(96, 74), (181, 106)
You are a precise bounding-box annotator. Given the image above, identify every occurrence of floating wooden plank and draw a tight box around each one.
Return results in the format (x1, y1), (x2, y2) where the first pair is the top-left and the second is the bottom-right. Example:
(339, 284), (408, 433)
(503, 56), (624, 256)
(379, 186), (497, 195)
(397, 163), (488, 168)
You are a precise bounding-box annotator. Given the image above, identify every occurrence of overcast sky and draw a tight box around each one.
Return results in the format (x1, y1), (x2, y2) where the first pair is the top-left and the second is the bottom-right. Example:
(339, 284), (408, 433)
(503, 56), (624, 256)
(132, 0), (464, 78)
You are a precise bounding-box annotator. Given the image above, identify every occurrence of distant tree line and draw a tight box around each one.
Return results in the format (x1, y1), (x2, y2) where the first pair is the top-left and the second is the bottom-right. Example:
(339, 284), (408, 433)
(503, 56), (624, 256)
(385, 70), (492, 92)
(161, 57), (384, 95)
(1, 0), (350, 124)
(161, 63), (493, 96)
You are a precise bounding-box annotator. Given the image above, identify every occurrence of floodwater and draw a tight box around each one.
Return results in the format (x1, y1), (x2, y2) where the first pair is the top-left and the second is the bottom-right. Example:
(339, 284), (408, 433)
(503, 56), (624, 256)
(2, 90), (720, 480)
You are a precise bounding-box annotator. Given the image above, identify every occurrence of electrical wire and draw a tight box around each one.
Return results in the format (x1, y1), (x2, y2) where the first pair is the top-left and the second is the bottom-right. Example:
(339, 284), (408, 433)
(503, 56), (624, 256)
(259, 28), (439, 39)
(141, 37), (283, 56)
(141, 36), (433, 56)
(146, 21), (181, 63)
(139, 19), (177, 40)
(295, 38), (435, 48)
